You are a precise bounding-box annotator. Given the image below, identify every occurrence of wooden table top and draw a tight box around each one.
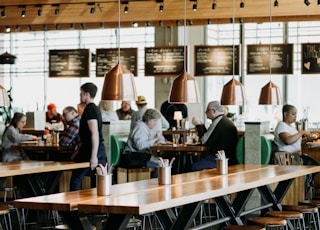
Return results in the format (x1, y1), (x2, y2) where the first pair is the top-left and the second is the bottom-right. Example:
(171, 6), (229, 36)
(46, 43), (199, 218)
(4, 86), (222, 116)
(14, 164), (319, 214)
(77, 165), (320, 215)
(0, 160), (89, 177)
(11, 141), (73, 152)
(150, 143), (207, 152)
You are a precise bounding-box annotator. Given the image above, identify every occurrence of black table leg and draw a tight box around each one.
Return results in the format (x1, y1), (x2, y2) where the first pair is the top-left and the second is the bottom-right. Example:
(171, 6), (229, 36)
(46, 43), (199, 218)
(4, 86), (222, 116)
(25, 171), (63, 196)
(168, 201), (202, 230)
(59, 211), (86, 230)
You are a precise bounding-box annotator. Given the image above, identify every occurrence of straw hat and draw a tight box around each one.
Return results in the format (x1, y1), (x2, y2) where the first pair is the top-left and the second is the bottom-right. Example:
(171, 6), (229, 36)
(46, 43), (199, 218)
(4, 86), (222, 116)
(136, 96), (147, 105)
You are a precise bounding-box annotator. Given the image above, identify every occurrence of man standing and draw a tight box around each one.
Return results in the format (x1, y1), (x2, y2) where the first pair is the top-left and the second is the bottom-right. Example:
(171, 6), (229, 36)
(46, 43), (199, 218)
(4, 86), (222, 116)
(70, 83), (106, 191)
(191, 101), (239, 171)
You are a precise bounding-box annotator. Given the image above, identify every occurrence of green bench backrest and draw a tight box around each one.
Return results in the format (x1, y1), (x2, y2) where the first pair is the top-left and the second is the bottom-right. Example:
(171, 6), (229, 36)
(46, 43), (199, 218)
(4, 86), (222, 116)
(110, 135), (127, 167)
(236, 135), (273, 164)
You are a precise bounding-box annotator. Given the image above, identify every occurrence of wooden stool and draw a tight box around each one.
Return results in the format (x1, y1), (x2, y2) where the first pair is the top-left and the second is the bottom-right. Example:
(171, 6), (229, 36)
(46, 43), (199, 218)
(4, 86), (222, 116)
(282, 204), (319, 230)
(126, 218), (142, 230)
(0, 205), (11, 230)
(265, 211), (304, 229)
(247, 217), (287, 229)
(117, 167), (154, 184)
(224, 226), (265, 230)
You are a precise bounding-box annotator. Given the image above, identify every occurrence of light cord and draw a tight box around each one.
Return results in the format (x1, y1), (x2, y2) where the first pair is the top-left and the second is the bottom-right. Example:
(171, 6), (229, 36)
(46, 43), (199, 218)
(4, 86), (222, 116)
(117, 0), (120, 64)
(184, 0), (186, 72)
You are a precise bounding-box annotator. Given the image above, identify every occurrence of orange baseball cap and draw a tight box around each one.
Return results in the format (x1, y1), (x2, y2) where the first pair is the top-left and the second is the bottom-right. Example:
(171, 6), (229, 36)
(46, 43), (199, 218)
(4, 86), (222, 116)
(47, 103), (57, 110)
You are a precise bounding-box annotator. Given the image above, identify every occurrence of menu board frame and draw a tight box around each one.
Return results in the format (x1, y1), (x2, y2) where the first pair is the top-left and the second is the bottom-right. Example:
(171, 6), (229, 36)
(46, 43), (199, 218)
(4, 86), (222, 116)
(301, 43), (320, 74)
(194, 45), (239, 76)
(95, 48), (138, 77)
(144, 46), (186, 76)
(247, 44), (293, 75)
(49, 49), (90, 78)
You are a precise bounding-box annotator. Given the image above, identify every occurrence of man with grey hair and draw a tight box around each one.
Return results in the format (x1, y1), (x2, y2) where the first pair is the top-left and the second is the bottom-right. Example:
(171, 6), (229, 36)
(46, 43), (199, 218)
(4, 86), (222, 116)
(191, 100), (239, 171)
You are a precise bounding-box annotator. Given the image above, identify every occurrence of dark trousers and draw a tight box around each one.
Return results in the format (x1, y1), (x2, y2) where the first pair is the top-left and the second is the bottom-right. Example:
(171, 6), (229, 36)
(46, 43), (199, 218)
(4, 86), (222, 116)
(191, 155), (216, 172)
(70, 167), (95, 191)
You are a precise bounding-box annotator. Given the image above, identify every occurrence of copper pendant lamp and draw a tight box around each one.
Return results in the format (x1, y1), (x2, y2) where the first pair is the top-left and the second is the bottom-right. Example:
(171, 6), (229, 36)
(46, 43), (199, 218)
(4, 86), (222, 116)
(259, 81), (281, 105)
(100, 0), (137, 101)
(0, 85), (9, 107)
(220, 0), (246, 106)
(221, 78), (246, 105)
(169, 71), (200, 103)
(101, 64), (137, 101)
(168, 0), (200, 104)
(258, 0), (282, 105)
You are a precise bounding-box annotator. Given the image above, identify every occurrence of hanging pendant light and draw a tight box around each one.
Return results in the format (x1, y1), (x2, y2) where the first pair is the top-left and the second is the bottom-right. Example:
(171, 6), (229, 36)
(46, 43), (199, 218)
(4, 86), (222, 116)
(0, 51), (16, 65)
(259, 81), (281, 105)
(258, 0), (282, 105)
(101, 0), (137, 101)
(220, 0), (246, 105)
(0, 85), (9, 107)
(221, 78), (246, 105)
(168, 0), (200, 104)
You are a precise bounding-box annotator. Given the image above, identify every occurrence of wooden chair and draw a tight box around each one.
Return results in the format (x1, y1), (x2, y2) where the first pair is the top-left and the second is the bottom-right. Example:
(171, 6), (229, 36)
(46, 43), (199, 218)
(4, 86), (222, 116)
(110, 135), (154, 184)
(273, 152), (303, 166)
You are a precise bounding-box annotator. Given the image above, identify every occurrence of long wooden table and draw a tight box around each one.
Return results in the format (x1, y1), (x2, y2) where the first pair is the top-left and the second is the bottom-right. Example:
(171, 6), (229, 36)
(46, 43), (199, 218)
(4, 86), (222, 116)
(14, 164), (320, 229)
(0, 161), (89, 196)
(11, 141), (73, 161)
(150, 143), (207, 173)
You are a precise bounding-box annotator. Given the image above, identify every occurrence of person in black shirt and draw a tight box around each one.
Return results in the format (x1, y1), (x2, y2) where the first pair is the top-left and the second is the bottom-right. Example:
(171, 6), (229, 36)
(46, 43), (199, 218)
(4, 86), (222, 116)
(70, 82), (107, 191)
(160, 100), (188, 129)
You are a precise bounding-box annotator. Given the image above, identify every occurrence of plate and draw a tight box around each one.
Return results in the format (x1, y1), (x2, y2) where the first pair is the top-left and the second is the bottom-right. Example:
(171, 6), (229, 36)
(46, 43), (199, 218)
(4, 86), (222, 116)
(306, 142), (320, 148)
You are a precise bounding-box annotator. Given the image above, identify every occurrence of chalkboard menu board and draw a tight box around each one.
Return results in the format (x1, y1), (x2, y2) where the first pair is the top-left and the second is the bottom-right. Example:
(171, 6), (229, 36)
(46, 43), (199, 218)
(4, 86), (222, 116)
(301, 43), (320, 74)
(194, 45), (239, 76)
(96, 48), (138, 77)
(247, 44), (293, 74)
(49, 49), (90, 77)
(144, 46), (185, 76)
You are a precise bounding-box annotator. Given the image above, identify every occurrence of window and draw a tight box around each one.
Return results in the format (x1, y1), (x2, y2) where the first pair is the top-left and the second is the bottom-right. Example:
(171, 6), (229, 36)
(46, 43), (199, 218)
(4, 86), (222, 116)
(1, 27), (155, 114)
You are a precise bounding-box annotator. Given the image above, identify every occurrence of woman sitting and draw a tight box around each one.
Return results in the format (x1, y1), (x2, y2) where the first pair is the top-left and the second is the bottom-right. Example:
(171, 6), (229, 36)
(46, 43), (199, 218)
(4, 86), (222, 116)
(121, 109), (165, 178)
(2, 112), (38, 162)
(274, 104), (311, 153)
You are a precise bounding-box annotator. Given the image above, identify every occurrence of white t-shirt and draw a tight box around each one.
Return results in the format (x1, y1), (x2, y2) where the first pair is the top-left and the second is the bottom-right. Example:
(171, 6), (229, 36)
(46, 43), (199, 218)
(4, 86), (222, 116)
(274, 121), (301, 153)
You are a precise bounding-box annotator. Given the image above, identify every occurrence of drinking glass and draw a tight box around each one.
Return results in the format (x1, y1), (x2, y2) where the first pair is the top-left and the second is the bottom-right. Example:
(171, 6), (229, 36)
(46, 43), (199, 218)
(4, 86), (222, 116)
(172, 133), (180, 146)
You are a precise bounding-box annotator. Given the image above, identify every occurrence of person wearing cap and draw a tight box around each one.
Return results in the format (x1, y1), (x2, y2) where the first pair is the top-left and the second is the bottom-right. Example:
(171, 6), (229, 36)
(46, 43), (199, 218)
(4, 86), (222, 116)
(46, 103), (63, 123)
(130, 96), (169, 143)
(116, 101), (136, 120)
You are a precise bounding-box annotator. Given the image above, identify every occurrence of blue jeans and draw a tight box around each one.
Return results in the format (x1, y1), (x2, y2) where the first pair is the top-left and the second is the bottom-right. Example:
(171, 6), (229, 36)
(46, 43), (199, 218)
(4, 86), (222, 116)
(191, 155), (216, 172)
(70, 167), (95, 191)
(146, 160), (158, 178)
